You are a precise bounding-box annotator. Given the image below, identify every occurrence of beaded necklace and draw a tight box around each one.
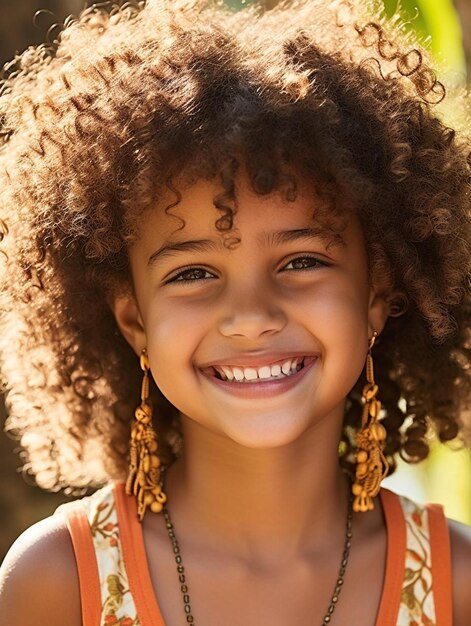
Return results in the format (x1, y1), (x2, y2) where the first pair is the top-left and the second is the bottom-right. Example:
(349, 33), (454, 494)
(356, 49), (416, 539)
(159, 466), (354, 626)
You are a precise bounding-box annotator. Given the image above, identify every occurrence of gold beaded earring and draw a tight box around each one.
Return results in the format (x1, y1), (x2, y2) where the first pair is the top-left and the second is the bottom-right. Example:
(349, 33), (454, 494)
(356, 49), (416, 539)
(126, 348), (167, 521)
(352, 331), (388, 512)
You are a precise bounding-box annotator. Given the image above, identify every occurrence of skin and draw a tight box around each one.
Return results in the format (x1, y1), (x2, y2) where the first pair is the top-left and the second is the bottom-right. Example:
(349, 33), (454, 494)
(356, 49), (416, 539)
(1, 173), (470, 625)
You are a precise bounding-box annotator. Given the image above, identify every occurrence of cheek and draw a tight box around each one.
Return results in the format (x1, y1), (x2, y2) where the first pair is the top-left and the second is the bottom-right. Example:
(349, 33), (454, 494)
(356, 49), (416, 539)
(144, 299), (208, 384)
(301, 279), (370, 387)
(301, 274), (369, 327)
(149, 300), (201, 346)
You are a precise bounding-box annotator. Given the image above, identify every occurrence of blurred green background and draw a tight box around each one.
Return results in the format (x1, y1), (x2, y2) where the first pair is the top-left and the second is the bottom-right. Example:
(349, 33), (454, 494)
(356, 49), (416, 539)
(1, 0), (470, 563)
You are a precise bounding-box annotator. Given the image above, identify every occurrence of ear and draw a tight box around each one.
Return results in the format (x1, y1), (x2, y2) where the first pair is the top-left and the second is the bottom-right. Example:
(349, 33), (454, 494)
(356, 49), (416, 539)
(367, 282), (390, 338)
(110, 292), (147, 357)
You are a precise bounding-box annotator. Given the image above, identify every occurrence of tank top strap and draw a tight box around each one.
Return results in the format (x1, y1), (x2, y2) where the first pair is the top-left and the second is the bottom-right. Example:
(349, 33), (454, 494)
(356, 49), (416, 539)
(56, 483), (141, 626)
(426, 502), (453, 625)
(382, 489), (453, 626)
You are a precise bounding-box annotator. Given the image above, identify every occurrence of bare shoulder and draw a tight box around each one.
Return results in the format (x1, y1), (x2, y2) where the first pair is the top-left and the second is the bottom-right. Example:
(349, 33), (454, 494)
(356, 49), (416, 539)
(449, 518), (471, 626)
(0, 512), (82, 626)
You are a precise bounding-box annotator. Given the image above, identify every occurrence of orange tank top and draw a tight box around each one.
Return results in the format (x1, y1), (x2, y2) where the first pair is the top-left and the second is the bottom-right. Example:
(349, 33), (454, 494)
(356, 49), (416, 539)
(56, 484), (453, 626)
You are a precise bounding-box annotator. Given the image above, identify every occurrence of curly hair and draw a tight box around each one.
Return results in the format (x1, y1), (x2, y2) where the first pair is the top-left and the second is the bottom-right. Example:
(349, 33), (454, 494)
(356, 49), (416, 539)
(0, 0), (470, 492)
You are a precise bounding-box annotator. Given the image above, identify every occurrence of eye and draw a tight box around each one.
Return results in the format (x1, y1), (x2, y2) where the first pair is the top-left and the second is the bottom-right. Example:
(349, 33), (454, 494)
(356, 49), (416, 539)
(166, 266), (215, 284)
(282, 255), (330, 272)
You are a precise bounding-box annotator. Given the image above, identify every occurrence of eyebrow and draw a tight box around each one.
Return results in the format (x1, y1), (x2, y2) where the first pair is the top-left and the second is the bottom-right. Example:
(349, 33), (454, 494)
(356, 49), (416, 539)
(147, 227), (345, 269)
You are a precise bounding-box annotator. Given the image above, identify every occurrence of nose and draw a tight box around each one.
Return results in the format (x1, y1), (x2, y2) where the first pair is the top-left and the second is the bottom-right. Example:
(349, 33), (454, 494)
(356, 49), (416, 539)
(217, 282), (287, 340)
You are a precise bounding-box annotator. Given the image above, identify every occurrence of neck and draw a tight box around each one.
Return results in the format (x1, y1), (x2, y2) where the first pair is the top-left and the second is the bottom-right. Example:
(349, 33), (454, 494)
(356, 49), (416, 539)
(160, 408), (351, 568)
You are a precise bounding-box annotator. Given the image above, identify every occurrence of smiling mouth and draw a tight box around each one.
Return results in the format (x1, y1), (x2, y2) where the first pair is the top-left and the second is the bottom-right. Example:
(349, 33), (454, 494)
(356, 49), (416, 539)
(208, 357), (315, 384)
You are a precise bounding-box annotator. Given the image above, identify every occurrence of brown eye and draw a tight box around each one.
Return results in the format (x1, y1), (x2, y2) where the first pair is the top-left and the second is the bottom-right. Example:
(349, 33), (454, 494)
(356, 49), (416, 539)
(167, 267), (215, 284)
(283, 256), (330, 271)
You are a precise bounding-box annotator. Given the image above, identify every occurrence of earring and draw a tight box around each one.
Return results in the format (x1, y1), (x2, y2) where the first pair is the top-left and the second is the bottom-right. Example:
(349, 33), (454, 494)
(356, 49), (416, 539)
(352, 331), (388, 512)
(126, 348), (167, 521)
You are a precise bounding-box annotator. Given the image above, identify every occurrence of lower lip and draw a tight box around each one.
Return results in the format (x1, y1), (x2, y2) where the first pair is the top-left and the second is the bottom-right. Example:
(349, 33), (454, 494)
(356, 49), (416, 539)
(200, 356), (318, 399)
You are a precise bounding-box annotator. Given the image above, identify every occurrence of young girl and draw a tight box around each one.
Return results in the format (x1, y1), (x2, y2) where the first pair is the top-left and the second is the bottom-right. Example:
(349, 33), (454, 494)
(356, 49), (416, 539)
(0, 0), (470, 624)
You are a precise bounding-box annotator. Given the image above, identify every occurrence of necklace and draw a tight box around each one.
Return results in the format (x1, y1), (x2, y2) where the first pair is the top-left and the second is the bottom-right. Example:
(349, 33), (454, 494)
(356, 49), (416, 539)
(159, 466), (353, 626)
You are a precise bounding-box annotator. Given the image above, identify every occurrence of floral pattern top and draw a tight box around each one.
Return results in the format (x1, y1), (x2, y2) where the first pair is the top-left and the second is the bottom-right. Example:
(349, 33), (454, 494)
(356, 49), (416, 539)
(399, 496), (436, 626)
(56, 484), (452, 626)
(59, 484), (139, 626)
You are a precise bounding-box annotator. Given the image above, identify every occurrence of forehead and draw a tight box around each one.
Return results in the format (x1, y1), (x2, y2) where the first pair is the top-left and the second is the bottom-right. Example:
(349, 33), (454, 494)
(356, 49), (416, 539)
(130, 174), (370, 276)
(143, 174), (353, 248)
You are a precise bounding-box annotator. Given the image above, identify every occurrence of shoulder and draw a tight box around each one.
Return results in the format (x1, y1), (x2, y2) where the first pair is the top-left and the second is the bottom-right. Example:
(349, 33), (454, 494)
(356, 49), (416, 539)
(449, 517), (471, 626)
(0, 511), (82, 626)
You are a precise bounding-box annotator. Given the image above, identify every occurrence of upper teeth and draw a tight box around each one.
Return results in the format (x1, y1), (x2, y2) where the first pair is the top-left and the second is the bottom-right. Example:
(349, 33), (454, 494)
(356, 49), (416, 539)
(214, 357), (304, 382)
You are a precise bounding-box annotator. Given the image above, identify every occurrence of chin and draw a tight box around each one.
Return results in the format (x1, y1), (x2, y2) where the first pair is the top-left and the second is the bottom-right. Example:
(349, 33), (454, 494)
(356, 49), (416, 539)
(220, 415), (313, 450)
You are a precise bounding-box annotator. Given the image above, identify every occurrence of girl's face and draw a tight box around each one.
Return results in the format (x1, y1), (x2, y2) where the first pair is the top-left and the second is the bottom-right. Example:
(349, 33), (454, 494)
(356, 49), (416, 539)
(113, 174), (389, 449)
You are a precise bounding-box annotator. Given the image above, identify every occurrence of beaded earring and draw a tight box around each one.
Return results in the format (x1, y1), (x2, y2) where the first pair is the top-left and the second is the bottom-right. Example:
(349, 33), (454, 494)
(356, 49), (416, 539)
(126, 348), (167, 521)
(352, 331), (389, 512)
